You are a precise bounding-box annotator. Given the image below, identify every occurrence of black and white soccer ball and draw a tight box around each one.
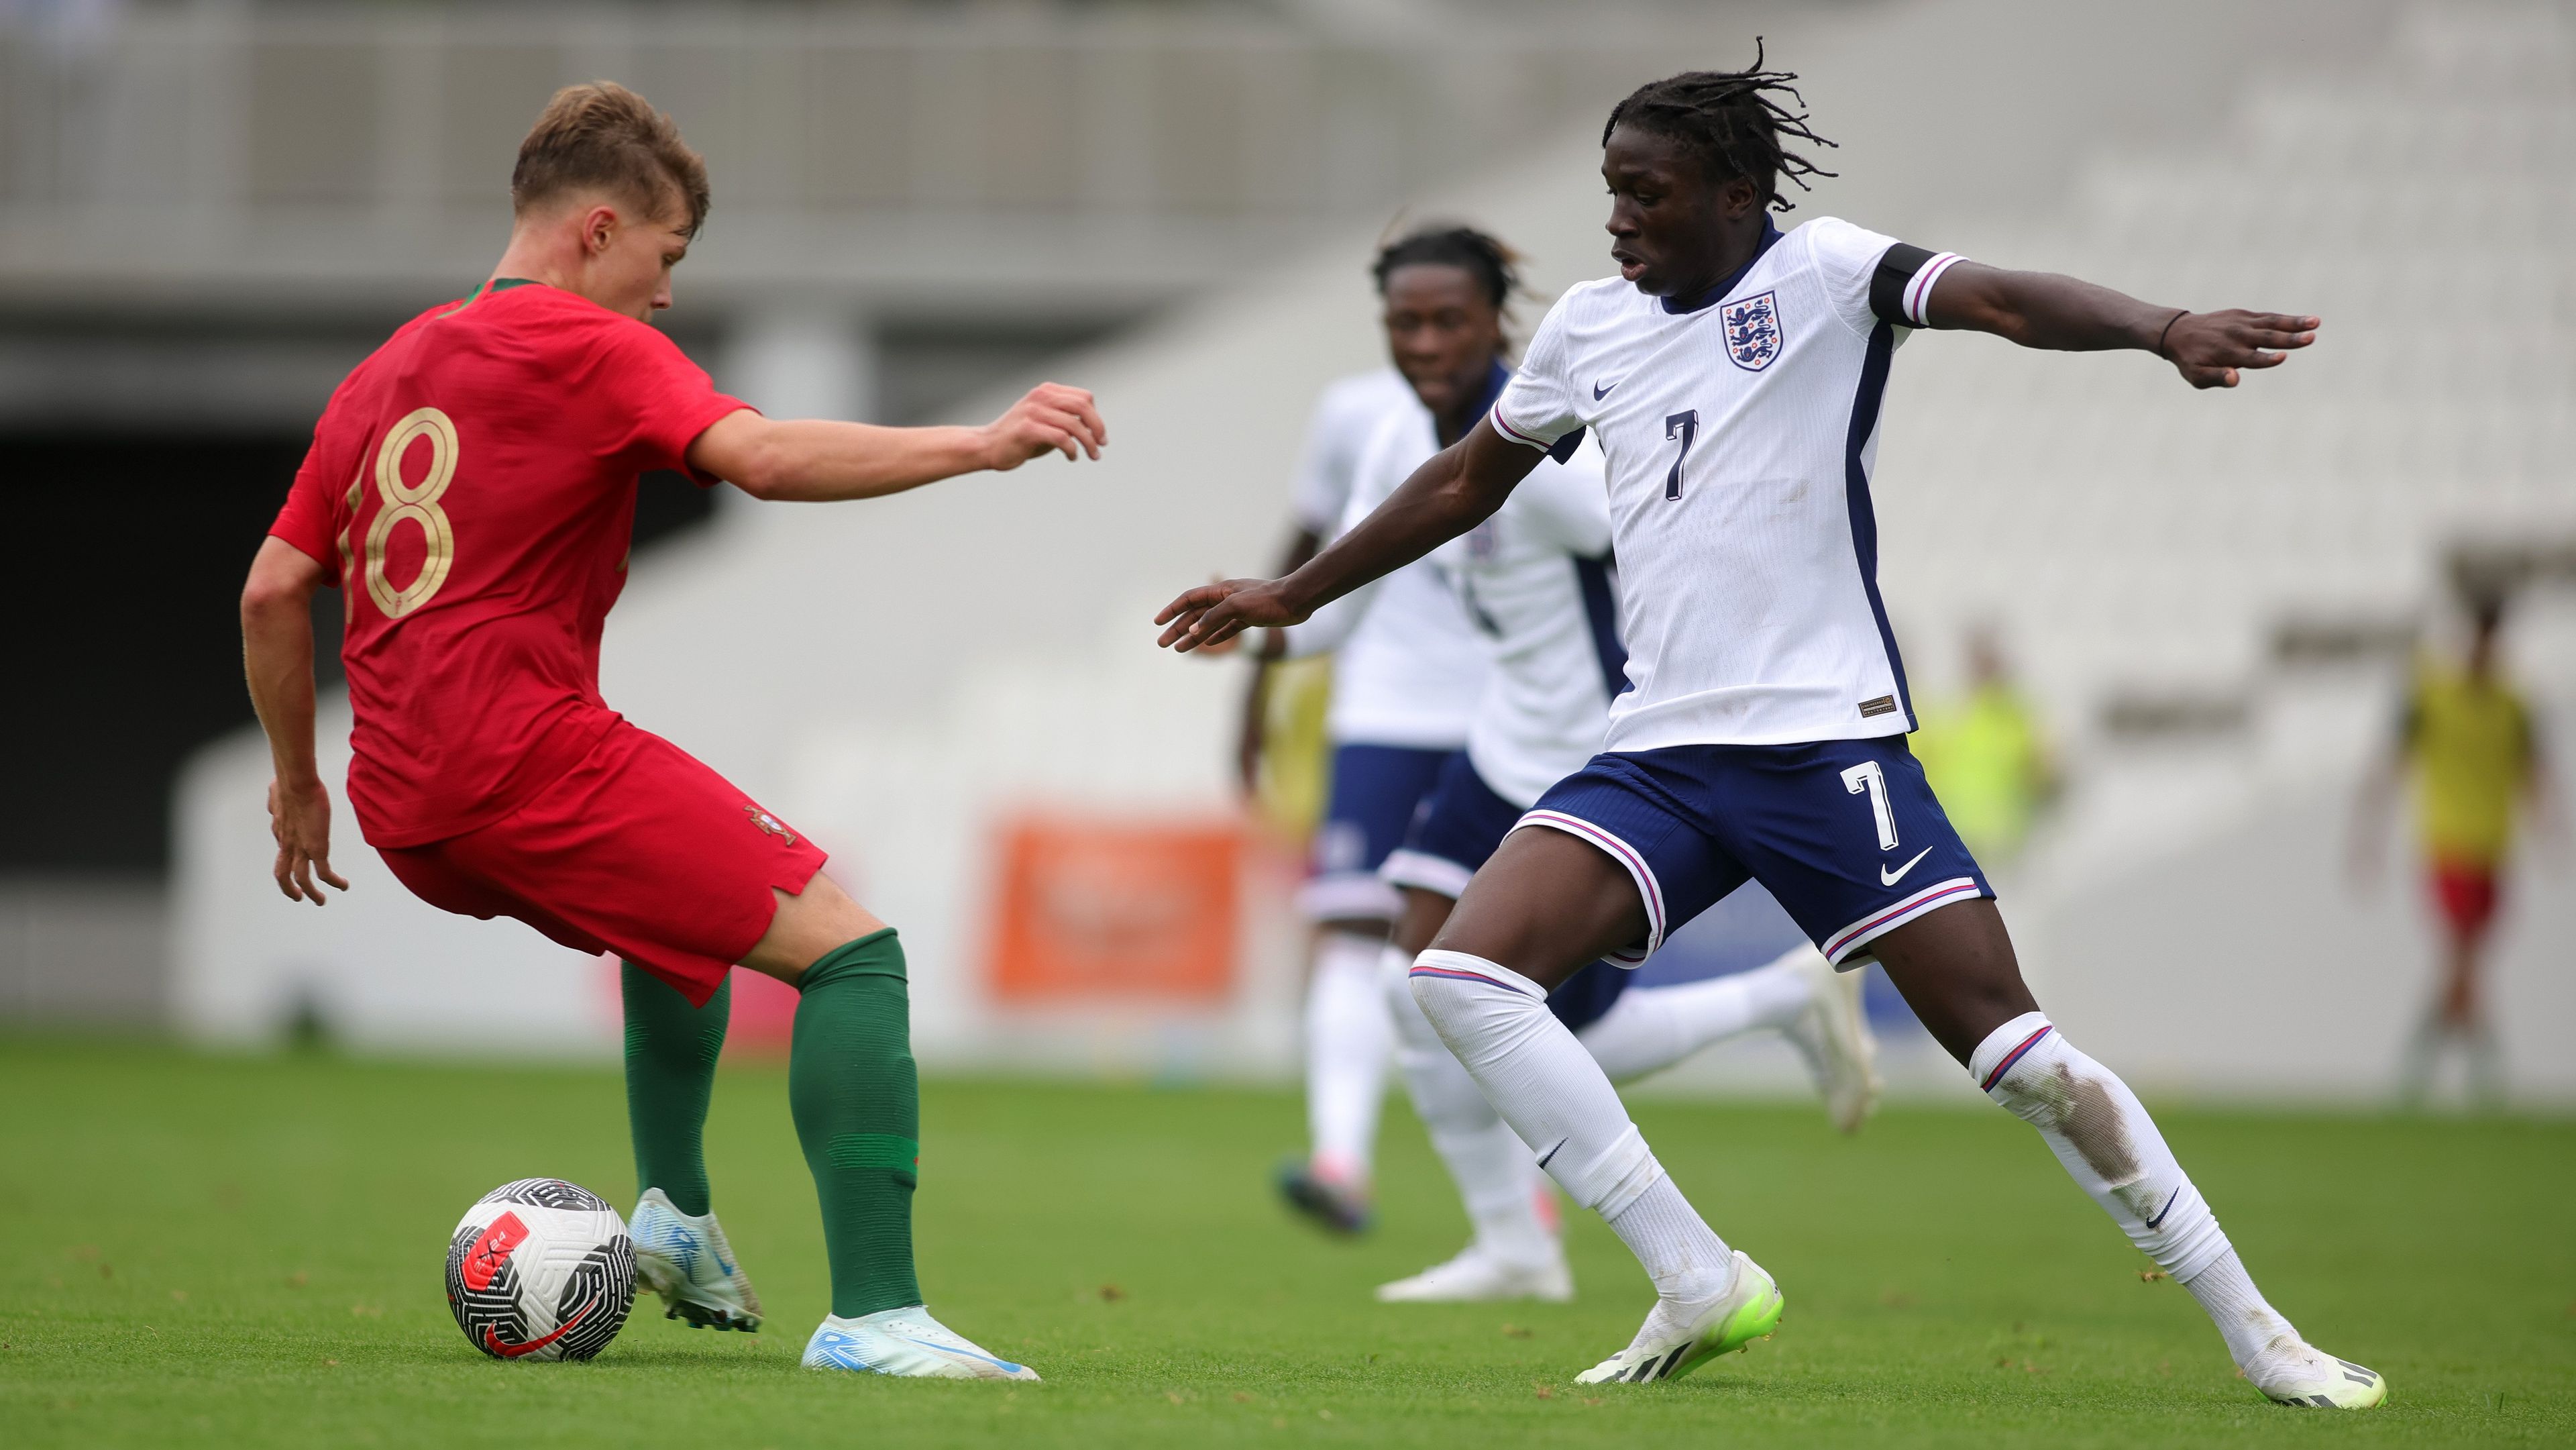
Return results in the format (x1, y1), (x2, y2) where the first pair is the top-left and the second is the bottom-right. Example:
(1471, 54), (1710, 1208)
(444, 1178), (637, 1361)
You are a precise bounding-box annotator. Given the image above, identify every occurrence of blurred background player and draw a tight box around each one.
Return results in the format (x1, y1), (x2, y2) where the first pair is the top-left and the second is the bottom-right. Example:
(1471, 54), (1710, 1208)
(1240, 256), (1494, 1235)
(239, 82), (1104, 1380)
(1911, 625), (2061, 869)
(1304, 223), (1877, 1304)
(2352, 594), (2559, 1106)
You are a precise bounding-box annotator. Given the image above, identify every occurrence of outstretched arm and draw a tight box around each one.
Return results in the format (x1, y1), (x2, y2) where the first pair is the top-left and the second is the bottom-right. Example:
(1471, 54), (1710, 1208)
(1925, 262), (2318, 390)
(1158, 420), (1540, 652)
(241, 537), (350, 906)
(689, 381), (1107, 501)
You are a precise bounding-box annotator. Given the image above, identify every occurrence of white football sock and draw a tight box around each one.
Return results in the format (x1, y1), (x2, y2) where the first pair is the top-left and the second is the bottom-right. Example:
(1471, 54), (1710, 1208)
(2182, 1249), (2302, 1373)
(1303, 928), (1393, 1184)
(1972, 1012), (2298, 1369)
(1575, 954), (1815, 1083)
(1605, 1175), (1737, 1349)
(1379, 946), (1554, 1267)
(1409, 949), (1733, 1304)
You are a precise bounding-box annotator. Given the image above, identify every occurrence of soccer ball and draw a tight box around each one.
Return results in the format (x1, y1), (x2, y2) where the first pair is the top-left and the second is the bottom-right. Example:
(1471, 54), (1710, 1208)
(444, 1178), (637, 1361)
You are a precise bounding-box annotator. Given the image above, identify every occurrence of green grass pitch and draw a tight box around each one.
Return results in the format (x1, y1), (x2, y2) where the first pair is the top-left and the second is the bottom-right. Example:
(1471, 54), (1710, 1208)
(2, 1037), (2567, 1447)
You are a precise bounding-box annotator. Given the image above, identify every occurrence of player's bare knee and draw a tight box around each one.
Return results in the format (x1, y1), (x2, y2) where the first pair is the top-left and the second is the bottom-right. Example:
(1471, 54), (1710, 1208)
(744, 874), (888, 984)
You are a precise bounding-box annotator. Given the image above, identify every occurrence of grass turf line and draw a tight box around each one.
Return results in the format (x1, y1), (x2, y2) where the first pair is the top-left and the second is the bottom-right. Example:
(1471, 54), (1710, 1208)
(0, 1038), (2567, 1447)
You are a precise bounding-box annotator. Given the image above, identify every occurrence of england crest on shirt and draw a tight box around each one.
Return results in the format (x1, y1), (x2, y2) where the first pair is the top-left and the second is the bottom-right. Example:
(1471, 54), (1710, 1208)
(1723, 290), (1782, 372)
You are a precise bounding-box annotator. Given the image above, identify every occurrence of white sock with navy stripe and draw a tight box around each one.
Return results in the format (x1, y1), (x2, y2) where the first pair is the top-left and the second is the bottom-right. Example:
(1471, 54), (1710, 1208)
(1970, 1012), (2301, 1373)
(1408, 949), (1734, 1311)
(1303, 929), (1393, 1186)
(1379, 947), (1556, 1269)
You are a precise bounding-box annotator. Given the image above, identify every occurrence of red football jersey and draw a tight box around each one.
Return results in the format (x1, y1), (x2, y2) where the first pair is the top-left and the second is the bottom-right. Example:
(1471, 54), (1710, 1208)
(269, 280), (749, 847)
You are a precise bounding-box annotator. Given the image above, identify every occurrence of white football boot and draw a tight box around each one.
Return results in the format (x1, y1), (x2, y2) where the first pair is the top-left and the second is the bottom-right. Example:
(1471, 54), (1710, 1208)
(1778, 948), (1880, 1135)
(629, 1187), (763, 1332)
(1375, 1244), (1574, 1304)
(2247, 1339), (2388, 1408)
(1574, 1251), (1784, 1386)
(802, 1307), (1041, 1380)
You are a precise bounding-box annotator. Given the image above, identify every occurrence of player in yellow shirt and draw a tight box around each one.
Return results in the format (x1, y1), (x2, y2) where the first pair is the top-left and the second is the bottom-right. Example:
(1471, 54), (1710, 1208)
(1913, 628), (2060, 869)
(2355, 598), (2557, 1104)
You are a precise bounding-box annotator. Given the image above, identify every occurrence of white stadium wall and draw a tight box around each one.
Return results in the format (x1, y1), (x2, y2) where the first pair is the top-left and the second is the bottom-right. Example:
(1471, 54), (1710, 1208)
(177, 0), (2576, 1101)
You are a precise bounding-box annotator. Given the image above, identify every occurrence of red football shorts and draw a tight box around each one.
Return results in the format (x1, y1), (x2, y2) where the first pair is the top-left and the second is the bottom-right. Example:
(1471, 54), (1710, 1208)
(2428, 860), (2500, 944)
(377, 722), (828, 1006)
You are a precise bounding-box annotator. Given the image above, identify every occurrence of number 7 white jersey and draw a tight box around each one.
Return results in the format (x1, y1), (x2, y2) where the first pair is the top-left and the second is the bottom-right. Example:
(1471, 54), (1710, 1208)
(1491, 215), (1964, 752)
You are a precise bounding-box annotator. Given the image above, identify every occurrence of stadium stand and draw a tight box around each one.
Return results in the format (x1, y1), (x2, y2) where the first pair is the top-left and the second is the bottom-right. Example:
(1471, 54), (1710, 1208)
(1874, 2), (2576, 1098)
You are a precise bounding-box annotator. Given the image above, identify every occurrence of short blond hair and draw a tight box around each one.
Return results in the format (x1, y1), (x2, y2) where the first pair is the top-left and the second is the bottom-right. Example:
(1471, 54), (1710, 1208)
(511, 82), (710, 237)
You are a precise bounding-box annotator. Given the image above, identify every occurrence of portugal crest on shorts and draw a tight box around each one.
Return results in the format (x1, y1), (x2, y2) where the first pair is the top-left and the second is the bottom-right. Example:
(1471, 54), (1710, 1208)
(1722, 290), (1782, 372)
(743, 805), (796, 844)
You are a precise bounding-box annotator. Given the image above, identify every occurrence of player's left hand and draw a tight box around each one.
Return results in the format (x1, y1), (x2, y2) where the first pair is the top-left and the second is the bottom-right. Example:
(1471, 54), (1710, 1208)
(1156, 578), (1306, 654)
(2161, 310), (2319, 389)
(267, 777), (351, 906)
(980, 382), (1107, 469)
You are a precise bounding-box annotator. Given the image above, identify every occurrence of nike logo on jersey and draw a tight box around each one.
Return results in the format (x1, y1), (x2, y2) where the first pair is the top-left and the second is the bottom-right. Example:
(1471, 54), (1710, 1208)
(1879, 847), (1933, 886)
(1593, 379), (1619, 400)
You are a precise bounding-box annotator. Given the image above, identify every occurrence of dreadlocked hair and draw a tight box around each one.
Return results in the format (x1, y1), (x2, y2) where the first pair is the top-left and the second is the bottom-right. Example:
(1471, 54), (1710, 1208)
(1601, 40), (1838, 211)
(1372, 223), (1521, 314)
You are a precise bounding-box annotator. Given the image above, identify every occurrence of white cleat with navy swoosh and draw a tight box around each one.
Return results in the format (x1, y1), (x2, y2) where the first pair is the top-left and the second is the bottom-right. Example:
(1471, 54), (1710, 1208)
(802, 1307), (1042, 1380)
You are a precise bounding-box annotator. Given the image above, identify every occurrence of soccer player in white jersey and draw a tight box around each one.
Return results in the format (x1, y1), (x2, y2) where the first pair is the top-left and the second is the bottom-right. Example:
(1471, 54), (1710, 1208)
(1250, 301), (1491, 1235)
(1280, 226), (1879, 1305)
(1162, 54), (2381, 1407)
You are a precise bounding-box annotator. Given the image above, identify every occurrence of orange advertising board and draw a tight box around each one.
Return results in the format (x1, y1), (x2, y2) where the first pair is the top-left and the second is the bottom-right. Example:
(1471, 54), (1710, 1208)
(986, 817), (1241, 1002)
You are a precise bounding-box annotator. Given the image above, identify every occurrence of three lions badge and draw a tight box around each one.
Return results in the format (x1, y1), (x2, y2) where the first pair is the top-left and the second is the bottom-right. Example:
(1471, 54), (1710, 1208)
(1723, 291), (1782, 372)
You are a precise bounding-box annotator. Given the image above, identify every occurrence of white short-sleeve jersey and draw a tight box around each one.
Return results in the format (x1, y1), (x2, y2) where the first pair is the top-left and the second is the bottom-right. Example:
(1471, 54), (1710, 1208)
(1341, 383), (1619, 805)
(1276, 369), (1490, 749)
(1289, 367), (1417, 535)
(1491, 216), (1964, 751)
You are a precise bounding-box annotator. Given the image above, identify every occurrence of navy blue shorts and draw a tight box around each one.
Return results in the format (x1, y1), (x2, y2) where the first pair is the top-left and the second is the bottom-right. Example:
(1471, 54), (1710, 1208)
(1523, 737), (1991, 969)
(1303, 742), (1456, 922)
(1379, 752), (1633, 1034)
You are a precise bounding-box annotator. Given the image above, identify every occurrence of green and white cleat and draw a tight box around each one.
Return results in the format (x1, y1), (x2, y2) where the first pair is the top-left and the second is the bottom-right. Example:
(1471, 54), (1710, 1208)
(2249, 1341), (2387, 1408)
(1574, 1251), (1783, 1386)
(1780, 947), (1880, 1135)
(629, 1187), (763, 1332)
(802, 1307), (1041, 1380)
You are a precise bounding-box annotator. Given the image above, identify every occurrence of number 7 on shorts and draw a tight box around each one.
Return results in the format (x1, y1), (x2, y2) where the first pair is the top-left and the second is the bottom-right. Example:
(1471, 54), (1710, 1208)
(1840, 760), (1897, 851)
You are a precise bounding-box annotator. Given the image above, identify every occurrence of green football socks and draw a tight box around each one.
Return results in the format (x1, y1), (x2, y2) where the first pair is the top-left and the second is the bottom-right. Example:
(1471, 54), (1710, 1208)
(621, 962), (729, 1217)
(790, 928), (924, 1318)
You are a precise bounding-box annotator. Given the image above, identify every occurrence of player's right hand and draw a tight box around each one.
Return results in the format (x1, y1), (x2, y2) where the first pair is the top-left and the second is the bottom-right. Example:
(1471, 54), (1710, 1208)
(268, 778), (352, 906)
(2160, 310), (2319, 389)
(1156, 578), (1305, 654)
(981, 382), (1106, 469)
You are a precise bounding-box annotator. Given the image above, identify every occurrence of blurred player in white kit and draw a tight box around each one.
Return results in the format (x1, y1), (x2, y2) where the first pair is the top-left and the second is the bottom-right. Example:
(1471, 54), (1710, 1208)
(1240, 339), (1489, 1234)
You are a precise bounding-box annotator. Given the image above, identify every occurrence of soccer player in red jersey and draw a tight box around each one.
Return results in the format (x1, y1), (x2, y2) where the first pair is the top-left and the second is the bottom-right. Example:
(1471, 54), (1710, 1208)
(239, 83), (1103, 1379)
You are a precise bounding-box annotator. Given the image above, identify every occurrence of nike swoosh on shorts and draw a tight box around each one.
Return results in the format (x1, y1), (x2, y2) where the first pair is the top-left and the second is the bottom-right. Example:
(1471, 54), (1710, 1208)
(1879, 846), (1933, 886)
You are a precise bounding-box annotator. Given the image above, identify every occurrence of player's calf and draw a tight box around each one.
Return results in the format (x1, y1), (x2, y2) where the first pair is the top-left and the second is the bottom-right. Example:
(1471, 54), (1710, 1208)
(1970, 1011), (2384, 1408)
